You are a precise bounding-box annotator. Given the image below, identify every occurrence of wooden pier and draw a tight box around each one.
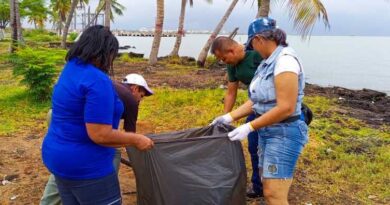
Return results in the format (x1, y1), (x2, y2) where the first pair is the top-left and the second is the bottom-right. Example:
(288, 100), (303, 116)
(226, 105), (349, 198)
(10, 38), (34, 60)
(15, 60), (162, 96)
(113, 31), (177, 37)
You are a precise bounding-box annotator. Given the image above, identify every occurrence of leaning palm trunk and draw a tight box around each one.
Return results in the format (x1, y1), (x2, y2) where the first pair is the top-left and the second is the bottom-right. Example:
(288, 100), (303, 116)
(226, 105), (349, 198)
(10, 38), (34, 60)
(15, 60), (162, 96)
(196, 0), (239, 67)
(84, 7), (103, 30)
(258, 0), (270, 17)
(169, 0), (187, 57)
(104, 0), (111, 28)
(148, 0), (164, 65)
(61, 0), (78, 48)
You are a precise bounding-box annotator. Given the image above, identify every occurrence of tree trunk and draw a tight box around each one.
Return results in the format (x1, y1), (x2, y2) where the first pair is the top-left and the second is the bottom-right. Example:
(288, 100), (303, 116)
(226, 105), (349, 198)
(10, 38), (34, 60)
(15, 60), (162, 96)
(84, 7), (103, 30)
(196, 0), (239, 67)
(169, 0), (187, 57)
(104, 0), (111, 28)
(9, 0), (17, 53)
(61, 0), (78, 48)
(0, 27), (5, 41)
(148, 0), (164, 65)
(258, 0), (270, 17)
(15, 0), (22, 43)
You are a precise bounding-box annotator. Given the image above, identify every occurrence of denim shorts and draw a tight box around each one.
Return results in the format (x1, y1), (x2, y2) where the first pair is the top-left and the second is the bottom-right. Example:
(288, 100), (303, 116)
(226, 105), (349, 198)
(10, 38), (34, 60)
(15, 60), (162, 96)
(55, 172), (121, 205)
(257, 120), (308, 179)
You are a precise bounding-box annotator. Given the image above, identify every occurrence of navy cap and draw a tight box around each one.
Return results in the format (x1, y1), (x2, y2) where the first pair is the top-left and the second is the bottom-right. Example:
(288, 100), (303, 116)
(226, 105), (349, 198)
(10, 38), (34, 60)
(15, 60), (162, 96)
(245, 17), (277, 50)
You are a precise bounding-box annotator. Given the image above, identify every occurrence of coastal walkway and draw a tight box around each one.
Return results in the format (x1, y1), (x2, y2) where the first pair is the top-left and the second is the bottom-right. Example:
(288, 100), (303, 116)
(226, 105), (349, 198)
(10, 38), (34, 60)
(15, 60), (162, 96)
(112, 30), (177, 37)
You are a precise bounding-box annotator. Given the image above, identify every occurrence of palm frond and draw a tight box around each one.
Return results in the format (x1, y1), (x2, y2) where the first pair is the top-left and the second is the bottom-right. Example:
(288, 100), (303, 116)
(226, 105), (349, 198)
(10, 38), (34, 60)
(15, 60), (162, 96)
(284, 0), (330, 37)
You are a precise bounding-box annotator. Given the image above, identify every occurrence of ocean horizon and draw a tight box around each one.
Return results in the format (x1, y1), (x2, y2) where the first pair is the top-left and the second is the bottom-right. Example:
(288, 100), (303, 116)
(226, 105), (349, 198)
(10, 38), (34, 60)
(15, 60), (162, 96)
(116, 34), (390, 94)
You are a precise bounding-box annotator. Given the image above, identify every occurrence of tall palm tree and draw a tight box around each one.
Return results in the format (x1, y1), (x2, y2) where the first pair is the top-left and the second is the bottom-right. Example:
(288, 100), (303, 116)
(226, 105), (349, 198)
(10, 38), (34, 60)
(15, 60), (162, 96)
(50, 0), (71, 35)
(61, 0), (78, 48)
(169, 0), (193, 57)
(149, 0), (164, 65)
(197, 0), (239, 67)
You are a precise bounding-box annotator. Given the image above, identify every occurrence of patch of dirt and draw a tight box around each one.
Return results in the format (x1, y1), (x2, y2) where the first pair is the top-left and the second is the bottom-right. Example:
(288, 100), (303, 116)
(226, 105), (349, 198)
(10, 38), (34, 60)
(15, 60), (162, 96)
(112, 61), (227, 89)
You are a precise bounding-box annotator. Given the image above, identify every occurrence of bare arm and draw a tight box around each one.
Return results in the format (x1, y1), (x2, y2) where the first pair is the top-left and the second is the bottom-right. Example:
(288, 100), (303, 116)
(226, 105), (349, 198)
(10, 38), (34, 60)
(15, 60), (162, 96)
(250, 72), (298, 129)
(224, 82), (239, 113)
(229, 100), (254, 121)
(86, 123), (154, 150)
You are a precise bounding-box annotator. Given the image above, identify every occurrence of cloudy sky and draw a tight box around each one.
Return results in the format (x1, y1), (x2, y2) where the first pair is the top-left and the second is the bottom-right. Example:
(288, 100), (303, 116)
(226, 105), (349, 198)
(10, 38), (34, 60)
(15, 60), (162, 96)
(81, 0), (390, 36)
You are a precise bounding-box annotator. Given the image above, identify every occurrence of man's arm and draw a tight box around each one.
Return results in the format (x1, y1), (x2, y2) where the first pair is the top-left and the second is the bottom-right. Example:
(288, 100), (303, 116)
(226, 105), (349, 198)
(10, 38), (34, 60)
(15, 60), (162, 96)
(224, 81), (239, 113)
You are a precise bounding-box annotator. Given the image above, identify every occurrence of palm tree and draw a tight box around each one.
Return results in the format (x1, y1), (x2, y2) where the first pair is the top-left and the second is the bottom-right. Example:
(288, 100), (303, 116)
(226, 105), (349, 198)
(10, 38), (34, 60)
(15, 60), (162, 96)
(169, 0), (193, 57)
(95, 0), (125, 28)
(149, 0), (164, 65)
(0, 0), (10, 40)
(197, 0), (239, 67)
(104, 0), (110, 28)
(9, 0), (23, 53)
(257, 0), (329, 36)
(61, 0), (78, 48)
(20, 0), (48, 29)
(197, 0), (330, 67)
(50, 0), (71, 35)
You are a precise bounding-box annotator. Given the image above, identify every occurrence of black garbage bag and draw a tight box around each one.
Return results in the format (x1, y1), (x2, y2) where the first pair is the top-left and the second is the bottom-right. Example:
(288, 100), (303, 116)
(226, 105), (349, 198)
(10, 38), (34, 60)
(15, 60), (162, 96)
(126, 124), (247, 205)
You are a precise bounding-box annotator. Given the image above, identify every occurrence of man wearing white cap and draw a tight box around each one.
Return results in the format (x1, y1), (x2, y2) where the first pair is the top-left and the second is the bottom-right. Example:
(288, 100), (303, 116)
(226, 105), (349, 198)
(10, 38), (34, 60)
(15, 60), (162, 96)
(40, 74), (153, 205)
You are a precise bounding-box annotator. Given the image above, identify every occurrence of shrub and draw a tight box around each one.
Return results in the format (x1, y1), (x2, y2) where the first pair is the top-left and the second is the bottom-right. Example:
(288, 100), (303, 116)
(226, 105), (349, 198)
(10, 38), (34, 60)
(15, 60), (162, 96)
(10, 47), (65, 101)
(68, 32), (78, 42)
(23, 29), (60, 42)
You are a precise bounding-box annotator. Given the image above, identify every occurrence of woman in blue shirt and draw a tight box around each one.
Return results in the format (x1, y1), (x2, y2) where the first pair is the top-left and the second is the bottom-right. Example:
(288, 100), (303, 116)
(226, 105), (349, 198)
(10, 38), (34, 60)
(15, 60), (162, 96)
(42, 25), (154, 205)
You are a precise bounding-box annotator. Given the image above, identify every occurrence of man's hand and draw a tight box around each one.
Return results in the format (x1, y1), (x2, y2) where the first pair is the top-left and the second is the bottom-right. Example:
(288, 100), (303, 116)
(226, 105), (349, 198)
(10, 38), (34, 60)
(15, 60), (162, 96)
(228, 123), (254, 141)
(135, 134), (154, 151)
(210, 113), (234, 126)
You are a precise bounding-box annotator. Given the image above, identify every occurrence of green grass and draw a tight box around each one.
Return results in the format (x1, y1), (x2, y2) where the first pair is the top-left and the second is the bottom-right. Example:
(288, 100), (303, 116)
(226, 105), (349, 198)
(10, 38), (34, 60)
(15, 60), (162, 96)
(0, 30), (389, 203)
(137, 88), (248, 133)
(0, 69), (50, 136)
(118, 54), (147, 63)
(299, 96), (390, 203)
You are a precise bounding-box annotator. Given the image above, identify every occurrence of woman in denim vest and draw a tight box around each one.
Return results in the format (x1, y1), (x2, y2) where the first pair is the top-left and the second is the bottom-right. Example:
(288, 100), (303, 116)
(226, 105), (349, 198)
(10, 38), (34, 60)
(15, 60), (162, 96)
(212, 17), (308, 205)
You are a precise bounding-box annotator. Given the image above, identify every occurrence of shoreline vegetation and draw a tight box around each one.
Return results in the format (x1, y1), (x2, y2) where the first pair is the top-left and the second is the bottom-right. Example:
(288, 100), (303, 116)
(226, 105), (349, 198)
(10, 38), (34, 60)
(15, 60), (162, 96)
(0, 31), (389, 204)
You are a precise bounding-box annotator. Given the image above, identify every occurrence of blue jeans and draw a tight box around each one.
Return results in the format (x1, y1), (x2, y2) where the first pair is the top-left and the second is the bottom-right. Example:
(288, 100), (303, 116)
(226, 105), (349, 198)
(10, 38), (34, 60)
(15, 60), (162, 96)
(55, 172), (121, 205)
(246, 113), (263, 194)
(258, 120), (308, 178)
(41, 149), (122, 205)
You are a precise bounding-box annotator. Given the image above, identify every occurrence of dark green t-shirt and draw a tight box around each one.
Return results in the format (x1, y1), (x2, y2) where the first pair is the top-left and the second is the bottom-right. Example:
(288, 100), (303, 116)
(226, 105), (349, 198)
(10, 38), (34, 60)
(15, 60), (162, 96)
(227, 51), (263, 85)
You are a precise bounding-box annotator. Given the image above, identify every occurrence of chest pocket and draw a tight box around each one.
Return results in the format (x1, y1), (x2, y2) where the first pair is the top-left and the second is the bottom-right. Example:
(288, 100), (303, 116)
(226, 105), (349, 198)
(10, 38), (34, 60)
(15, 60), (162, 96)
(249, 68), (276, 104)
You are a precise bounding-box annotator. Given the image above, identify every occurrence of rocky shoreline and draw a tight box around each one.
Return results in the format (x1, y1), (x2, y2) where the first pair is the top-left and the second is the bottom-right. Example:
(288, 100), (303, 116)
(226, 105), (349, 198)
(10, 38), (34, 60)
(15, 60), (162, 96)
(305, 83), (390, 125)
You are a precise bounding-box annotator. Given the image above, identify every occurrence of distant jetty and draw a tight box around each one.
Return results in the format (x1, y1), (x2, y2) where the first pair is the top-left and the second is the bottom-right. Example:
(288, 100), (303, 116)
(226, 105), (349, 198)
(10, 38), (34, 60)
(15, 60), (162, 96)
(113, 30), (177, 37)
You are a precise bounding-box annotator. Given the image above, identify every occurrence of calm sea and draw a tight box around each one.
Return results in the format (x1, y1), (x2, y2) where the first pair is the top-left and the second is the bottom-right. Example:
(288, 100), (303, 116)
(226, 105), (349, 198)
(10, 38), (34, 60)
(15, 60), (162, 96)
(117, 34), (390, 94)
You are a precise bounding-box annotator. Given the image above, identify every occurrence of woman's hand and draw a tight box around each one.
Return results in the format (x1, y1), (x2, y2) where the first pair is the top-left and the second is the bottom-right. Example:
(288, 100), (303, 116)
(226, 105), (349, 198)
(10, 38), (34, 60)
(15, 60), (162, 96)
(210, 113), (234, 126)
(228, 123), (254, 141)
(134, 134), (154, 151)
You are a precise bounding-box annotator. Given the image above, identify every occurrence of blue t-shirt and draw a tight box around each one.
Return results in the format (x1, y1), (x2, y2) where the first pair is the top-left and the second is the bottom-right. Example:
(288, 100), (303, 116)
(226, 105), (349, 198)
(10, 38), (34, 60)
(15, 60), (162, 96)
(42, 58), (124, 180)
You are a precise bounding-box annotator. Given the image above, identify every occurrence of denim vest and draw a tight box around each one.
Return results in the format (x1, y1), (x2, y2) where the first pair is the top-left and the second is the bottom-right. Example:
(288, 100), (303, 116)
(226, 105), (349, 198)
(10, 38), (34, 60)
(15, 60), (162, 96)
(249, 46), (305, 116)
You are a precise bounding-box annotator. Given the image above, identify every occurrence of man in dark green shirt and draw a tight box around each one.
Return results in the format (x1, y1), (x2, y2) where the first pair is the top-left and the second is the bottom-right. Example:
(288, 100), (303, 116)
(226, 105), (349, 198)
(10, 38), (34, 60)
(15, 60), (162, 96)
(211, 36), (264, 198)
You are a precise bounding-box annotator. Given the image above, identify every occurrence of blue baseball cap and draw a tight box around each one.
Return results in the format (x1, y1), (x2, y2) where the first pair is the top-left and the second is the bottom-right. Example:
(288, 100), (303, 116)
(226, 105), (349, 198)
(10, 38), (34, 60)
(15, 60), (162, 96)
(245, 17), (277, 50)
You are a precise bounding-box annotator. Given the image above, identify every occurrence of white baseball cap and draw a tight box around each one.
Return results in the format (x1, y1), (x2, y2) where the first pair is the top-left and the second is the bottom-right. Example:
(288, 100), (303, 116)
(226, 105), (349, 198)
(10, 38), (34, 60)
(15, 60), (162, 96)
(122, 74), (153, 96)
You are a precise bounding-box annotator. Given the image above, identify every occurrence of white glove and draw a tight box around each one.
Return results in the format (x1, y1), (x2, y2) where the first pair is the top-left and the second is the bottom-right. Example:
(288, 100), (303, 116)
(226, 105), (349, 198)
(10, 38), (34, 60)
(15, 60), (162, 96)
(228, 123), (255, 141)
(210, 113), (234, 126)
